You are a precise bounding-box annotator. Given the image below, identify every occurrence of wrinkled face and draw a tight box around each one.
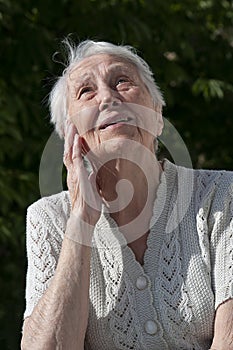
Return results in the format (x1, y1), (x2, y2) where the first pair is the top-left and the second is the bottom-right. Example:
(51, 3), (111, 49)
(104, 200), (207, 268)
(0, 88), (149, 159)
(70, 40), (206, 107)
(67, 54), (163, 155)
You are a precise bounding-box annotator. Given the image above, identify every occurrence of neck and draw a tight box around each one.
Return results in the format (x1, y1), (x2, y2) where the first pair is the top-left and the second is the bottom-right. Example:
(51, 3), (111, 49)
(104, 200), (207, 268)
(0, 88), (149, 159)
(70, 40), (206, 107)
(97, 154), (162, 239)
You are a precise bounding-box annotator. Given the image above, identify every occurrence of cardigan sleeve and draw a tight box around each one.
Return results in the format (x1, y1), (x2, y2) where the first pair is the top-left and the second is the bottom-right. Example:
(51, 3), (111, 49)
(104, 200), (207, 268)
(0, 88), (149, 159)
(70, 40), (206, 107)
(209, 174), (233, 309)
(23, 198), (64, 319)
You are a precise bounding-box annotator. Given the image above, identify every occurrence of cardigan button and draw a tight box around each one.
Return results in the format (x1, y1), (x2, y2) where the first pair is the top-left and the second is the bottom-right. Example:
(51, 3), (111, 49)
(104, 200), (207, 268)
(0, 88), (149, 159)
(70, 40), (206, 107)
(144, 320), (157, 335)
(136, 276), (148, 290)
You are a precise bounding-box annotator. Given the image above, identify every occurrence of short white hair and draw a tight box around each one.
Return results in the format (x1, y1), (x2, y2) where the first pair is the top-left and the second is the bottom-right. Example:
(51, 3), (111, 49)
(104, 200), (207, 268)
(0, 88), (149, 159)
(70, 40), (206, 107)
(49, 38), (165, 138)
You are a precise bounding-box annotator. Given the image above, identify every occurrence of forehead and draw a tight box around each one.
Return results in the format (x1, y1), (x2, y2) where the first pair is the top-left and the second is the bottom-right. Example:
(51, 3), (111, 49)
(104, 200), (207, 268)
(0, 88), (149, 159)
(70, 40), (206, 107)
(68, 54), (139, 82)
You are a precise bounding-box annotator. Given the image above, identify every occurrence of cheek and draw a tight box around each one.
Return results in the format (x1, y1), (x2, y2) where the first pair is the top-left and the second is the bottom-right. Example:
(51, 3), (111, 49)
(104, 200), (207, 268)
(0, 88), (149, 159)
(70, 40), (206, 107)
(126, 87), (153, 108)
(70, 103), (99, 136)
(139, 90), (154, 107)
(82, 132), (101, 156)
(127, 88), (142, 101)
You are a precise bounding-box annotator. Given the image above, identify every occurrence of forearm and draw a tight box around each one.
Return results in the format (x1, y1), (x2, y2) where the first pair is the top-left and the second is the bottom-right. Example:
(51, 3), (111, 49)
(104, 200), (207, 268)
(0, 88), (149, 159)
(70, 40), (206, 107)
(210, 299), (233, 350)
(21, 226), (92, 350)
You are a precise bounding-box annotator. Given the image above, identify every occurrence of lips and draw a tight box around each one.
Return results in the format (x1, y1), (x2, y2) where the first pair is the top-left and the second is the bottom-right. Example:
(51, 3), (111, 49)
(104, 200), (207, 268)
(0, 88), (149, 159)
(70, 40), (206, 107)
(98, 115), (133, 130)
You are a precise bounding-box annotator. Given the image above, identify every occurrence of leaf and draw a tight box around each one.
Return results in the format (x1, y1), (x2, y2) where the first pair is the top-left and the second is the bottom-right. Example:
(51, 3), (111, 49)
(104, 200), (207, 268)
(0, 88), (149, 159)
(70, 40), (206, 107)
(191, 78), (232, 100)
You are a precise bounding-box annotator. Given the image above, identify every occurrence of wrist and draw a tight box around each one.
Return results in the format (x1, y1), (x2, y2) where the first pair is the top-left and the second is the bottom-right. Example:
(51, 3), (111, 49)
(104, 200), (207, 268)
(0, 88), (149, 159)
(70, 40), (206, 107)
(65, 212), (95, 247)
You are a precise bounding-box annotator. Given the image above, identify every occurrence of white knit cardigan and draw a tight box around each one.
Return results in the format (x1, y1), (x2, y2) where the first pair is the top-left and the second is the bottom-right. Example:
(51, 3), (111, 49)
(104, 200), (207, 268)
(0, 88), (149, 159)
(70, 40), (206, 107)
(23, 160), (233, 350)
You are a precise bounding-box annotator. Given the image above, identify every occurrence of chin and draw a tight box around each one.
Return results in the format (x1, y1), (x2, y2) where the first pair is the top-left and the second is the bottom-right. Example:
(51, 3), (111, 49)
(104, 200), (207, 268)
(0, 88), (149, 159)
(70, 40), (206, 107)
(99, 136), (146, 162)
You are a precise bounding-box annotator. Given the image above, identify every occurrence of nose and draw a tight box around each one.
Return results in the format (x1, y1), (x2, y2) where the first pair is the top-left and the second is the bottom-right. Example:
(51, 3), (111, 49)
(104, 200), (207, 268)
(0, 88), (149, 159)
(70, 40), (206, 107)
(98, 87), (121, 111)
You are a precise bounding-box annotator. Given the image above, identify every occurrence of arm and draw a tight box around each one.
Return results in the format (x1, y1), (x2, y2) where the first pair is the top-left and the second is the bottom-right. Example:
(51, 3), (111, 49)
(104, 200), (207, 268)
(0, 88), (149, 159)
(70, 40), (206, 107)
(21, 122), (101, 350)
(208, 176), (233, 350)
(21, 235), (92, 350)
(210, 298), (233, 350)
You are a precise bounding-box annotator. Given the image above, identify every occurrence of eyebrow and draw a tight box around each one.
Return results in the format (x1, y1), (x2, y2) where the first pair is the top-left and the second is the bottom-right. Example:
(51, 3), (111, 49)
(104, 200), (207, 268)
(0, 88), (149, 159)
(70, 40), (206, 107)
(69, 72), (93, 86)
(105, 62), (136, 76)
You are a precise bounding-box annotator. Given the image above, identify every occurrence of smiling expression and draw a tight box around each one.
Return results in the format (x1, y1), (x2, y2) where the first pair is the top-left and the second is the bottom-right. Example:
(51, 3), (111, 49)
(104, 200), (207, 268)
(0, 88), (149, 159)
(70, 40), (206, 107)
(67, 54), (163, 154)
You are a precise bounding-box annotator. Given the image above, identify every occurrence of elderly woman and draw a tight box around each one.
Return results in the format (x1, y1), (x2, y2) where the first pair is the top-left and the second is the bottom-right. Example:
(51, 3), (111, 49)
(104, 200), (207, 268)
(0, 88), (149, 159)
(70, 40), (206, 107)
(21, 39), (233, 350)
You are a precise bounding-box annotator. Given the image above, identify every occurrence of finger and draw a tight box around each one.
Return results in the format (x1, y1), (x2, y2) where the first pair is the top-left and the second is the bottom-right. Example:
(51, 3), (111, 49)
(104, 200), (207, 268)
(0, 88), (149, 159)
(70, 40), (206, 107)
(74, 149), (96, 200)
(64, 119), (72, 153)
(69, 136), (81, 208)
(64, 121), (78, 165)
(78, 170), (101, 211)
(64, 118), (71, 136)
(71, 137), (102, 212)
(82, 143), (100, 173)
(80, 137), (89, 156)
(89, 171), (100, 197)
(72, 134), (82, 162)
(67, 123), (77, 154)
(88, 172), (102, 208)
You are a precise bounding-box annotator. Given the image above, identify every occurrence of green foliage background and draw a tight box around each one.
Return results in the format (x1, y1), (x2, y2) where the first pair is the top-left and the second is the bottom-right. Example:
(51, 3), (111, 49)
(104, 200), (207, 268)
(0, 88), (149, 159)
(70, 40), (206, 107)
(0, 0), (232, 348)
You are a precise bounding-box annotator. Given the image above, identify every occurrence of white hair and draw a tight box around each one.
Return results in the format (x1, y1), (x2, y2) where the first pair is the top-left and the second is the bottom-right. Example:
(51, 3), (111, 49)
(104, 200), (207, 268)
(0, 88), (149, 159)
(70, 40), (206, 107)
(49, 38), (165, 138)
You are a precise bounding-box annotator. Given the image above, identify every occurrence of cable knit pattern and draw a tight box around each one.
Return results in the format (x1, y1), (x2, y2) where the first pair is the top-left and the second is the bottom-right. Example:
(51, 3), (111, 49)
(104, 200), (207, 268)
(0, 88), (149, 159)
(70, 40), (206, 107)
(24, 193), (70, 318)
(99, 243), (139, 348)
(157, 230), (198, 350)
(23, 160), (233, 350)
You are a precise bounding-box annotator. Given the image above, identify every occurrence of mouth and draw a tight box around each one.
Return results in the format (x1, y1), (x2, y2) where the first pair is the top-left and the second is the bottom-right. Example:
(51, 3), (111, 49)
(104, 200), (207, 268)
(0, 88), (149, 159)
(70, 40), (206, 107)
(98, 116), (133, 130)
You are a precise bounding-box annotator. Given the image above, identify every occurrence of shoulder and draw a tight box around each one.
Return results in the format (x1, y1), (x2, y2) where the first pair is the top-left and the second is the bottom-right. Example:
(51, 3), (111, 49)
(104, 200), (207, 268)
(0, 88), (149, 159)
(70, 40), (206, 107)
(192, 167), (233, 208)
(164, 160), (233, 213)
(194, 166), (233, 188)
(26, 191), (71, 232)
(168, 160), (233, 201)
(28, 190), (71, 214)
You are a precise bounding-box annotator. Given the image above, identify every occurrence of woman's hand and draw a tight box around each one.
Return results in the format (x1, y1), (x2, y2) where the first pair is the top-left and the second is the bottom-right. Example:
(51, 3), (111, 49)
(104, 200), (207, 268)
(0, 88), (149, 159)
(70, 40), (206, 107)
(63, 120), (102, 229)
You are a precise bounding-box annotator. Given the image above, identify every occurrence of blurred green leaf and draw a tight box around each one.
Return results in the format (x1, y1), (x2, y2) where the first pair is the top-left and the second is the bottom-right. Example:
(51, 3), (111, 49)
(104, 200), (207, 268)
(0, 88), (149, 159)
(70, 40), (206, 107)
(192, 78), (233, 100)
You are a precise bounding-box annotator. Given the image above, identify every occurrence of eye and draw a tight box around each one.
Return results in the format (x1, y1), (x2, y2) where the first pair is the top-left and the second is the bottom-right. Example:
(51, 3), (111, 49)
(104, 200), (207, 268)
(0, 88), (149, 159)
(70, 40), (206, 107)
(116, 77), (129, 86)
(114, 77), (132, 91)
(78, 86), (93, 99)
